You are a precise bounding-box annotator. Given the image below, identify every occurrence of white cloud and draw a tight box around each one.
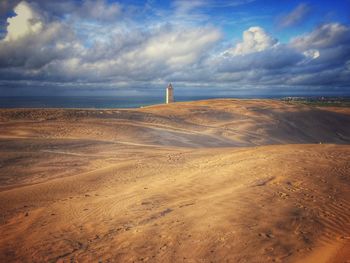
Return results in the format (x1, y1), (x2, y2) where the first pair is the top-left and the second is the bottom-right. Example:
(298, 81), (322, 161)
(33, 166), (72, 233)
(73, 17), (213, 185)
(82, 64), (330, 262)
(173, 0), (206, 14)
(0, 1), (79, 69)
(303, 49), (320, 59)
(227, 27), (277, 55)
(0, 1), (221, 84)
(291, 23), (350, 70)
(212, 23), (350, 89)
(4, 1), (43, 41)
(139, 27), (221, 68)
(292, 23), (350, 49)
(279, 3), (310, 28)
(76, 0), (121, 21)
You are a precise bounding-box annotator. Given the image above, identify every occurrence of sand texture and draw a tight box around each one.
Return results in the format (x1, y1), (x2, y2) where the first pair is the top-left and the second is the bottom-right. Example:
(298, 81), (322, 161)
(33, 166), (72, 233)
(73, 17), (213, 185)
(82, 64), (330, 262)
(0, 99), (349, 262)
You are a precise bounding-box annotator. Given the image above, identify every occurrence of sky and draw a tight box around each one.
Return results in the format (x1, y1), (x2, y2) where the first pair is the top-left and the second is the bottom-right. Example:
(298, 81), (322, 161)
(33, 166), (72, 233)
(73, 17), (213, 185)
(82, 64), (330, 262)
(0, 0), (350, 97)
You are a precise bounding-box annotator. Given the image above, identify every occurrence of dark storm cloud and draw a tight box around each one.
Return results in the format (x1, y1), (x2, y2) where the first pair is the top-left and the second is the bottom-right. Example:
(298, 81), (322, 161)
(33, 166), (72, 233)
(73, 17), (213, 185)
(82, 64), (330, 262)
(217, 45), (304, 72)
(0, 0), (22, 16)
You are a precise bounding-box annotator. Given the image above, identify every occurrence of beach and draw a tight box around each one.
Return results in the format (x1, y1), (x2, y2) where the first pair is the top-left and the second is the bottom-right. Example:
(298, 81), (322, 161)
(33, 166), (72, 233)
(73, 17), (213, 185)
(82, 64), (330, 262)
(0, 99), (349, 262)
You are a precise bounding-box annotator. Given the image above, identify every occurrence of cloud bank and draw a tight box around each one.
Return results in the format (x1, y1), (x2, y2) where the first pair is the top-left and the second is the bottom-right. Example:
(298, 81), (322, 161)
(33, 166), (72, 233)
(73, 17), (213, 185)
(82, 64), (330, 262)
(0, 1), (349, 95)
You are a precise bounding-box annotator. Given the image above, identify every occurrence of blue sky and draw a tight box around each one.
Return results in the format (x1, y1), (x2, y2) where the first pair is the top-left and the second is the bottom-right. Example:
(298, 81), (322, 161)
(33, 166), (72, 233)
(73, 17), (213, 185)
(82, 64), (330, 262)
(0, 0), (349, 96)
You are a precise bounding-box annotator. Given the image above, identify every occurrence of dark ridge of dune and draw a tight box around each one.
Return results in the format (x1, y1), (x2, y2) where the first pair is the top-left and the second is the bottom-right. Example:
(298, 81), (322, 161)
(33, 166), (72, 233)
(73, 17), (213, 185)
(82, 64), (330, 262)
(0, 99), (349, 147)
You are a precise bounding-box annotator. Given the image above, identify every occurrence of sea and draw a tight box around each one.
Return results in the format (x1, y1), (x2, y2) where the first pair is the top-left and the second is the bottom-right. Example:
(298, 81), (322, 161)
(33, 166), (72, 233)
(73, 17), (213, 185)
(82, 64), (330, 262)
(0, 95), (284, 109)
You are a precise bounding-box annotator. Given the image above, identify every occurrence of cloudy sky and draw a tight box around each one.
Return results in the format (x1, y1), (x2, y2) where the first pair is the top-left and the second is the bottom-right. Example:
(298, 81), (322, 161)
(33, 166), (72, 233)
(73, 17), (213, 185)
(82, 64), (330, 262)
(0, 0), (350, 96)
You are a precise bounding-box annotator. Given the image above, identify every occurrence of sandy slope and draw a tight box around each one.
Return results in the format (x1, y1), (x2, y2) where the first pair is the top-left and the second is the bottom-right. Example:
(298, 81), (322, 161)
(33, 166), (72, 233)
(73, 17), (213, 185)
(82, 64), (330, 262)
(0, 99), (349, 262)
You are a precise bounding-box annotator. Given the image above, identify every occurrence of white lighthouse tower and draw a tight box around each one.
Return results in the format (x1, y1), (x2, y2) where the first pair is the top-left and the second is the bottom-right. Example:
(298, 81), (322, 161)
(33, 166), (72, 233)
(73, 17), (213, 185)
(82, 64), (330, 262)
(166, 83), (174, 104)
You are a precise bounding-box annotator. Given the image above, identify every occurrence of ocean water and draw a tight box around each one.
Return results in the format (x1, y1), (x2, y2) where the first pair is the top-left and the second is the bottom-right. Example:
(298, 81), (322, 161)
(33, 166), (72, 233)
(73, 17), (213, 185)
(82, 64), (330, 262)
(0, 96), (163, 109)
(0, 95), (279, 109)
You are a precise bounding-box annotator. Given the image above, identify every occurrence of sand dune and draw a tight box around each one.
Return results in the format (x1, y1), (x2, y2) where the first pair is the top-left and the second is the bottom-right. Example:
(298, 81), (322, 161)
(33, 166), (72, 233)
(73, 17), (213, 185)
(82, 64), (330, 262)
(0, 99), (349, 262)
